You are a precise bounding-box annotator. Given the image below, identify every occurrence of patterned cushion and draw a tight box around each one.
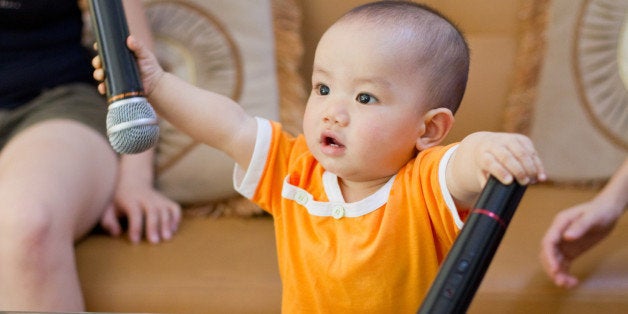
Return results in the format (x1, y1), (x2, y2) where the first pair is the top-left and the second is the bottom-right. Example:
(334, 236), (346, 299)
(504, 0), (627, 185)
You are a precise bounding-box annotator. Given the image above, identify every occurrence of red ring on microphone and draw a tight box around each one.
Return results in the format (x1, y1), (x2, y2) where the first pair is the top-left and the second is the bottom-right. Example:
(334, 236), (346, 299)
(472, 208), (506, 229)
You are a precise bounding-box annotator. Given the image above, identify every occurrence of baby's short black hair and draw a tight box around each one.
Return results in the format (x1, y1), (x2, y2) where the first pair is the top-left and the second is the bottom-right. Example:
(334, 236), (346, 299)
(340, 1), (470, 114)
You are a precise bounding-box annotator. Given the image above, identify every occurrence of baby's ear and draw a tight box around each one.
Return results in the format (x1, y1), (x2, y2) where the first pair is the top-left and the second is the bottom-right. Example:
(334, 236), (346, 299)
(416, 108), (455, 151)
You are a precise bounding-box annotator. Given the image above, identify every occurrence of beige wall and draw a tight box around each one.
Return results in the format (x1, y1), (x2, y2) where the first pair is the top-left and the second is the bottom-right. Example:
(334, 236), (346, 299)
(295, 0), (522, 143)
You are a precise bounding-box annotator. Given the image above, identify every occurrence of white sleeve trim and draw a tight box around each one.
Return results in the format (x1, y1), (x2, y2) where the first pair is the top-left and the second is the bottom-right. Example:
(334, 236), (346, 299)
(438, 145), (463, 229)
(233, 117), (272, 199)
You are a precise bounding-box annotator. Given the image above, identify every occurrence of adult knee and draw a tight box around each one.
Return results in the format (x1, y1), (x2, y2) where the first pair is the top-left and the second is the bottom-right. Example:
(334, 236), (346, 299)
(0, 201), (59, 268)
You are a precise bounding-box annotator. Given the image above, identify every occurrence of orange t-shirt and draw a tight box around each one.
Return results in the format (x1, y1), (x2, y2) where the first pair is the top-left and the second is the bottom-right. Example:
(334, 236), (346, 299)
(234, 118), (464, 313)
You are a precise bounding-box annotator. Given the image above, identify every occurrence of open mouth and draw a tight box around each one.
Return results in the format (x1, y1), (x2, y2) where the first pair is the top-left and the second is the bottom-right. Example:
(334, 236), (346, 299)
(324, 136), (343, 147)
(320, 131), (345, 149)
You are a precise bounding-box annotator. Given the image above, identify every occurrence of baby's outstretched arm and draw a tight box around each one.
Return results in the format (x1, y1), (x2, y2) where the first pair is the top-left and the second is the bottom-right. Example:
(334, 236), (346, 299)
(446, 132), (546, 206)
(94, 36), (257, 170)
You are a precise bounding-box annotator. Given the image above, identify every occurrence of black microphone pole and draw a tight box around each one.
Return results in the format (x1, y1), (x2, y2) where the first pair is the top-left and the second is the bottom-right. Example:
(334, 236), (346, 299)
(418, 176), (527, 313)
(88, 0), (159, 154)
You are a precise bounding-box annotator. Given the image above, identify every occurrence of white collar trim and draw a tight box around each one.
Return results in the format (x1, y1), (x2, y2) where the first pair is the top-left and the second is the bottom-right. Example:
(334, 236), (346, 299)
(281, 172), (396, 219)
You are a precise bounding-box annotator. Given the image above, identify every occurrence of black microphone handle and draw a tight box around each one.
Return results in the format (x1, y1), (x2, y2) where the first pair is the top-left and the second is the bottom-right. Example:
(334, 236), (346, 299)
(418, 176), (527, 313)
(88, 0), (143, 103)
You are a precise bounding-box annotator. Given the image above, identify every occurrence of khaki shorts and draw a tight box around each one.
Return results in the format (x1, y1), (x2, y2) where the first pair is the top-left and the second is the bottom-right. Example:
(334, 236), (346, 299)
(0, 83), (108, 150)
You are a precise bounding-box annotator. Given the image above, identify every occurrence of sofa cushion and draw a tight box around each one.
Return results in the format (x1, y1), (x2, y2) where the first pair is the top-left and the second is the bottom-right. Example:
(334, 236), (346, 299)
(77, 217), (281, 313)
(76, 186), (628, 313)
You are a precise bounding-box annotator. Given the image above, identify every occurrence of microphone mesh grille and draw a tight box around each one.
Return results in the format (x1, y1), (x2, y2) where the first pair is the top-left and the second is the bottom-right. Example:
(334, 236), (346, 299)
(106, 97), (159, 154)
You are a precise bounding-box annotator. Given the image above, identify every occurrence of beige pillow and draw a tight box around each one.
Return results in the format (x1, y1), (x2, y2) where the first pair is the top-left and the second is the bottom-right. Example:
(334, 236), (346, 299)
(145, 0), (305, 213)
(504, 0), (627, 185)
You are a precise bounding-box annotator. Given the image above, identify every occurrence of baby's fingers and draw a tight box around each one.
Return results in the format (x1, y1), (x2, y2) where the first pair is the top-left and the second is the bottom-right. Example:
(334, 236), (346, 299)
(484, 134), (545, 185)
(91, 57), (107, 95)
(92, 68), (104, 82)
(92, 67), (106, 95)
(509, 135), (546, 184)
(91, 54), (101, 69)
(479, 149), (516, 185)
(97, 82), (106, 95)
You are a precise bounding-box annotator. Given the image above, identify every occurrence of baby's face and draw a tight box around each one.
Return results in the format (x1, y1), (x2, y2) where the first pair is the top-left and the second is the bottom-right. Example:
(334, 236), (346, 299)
(303, 21), (430, 183)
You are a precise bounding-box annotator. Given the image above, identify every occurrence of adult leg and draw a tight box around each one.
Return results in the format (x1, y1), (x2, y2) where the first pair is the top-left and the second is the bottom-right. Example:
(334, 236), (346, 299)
(0, 120), (117, 311)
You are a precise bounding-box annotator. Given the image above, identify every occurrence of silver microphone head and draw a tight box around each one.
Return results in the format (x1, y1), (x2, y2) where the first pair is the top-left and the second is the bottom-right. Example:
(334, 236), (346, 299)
(106, 97), (159, 154)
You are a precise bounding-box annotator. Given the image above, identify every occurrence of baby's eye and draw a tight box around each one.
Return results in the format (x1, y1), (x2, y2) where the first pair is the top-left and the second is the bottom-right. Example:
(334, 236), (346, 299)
(317, 84), (330, 96)
(356, 93), (377, 104)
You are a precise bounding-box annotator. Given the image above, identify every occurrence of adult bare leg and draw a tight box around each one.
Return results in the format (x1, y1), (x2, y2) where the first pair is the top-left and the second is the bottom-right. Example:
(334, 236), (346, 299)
(0, 120), (117, 311)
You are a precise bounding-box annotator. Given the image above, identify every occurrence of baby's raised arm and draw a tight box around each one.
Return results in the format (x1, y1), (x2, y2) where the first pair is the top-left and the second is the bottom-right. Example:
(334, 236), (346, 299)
(446, 131), (546, 206)
(95, 36), (258, 170)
